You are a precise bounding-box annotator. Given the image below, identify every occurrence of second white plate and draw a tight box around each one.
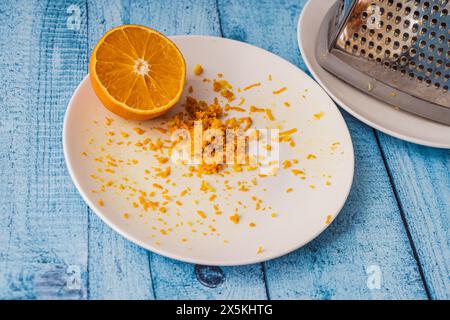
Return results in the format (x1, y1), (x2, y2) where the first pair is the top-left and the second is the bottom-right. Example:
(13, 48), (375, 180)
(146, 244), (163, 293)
(298, 0), (450, 149)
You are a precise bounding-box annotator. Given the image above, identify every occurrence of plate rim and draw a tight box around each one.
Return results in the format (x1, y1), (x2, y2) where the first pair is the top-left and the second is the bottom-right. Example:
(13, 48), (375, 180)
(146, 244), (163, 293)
(63, 35), (355, 266)
(297, 0), (450, 149)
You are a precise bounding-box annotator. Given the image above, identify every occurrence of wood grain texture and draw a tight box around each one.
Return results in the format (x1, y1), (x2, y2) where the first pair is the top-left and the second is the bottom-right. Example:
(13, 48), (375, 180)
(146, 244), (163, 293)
(376, 133), (450, 299)
(86, 0), (154, 300)
(123, 0), (268, 300)
(0, 0), (89, 299)
(217, 0), (429, 299)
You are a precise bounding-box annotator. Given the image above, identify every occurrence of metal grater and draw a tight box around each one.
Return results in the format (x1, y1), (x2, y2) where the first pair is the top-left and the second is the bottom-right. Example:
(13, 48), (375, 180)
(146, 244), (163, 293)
(317, 0), (450, 125)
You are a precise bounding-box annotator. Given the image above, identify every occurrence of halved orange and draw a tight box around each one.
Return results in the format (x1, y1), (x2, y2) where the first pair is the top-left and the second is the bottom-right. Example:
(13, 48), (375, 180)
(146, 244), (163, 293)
(89, 25), (186, 120)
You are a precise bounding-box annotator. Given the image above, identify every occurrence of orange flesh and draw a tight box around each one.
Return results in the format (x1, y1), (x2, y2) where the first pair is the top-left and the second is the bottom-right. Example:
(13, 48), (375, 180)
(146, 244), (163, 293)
(90, 25), (186, 120)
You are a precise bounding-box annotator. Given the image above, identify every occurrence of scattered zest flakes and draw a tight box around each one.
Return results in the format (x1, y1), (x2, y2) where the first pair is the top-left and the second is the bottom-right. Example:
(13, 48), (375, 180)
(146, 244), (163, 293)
(159, 206), (167, 213)
(157, 156), (169, 164)
(273, 87), (287, 95)
(249, 105), (265, 113)
(326, 214), (332, 224)
(200, 180), (215, 193)
(232, 164), (243, 172)
(193, 64), (204, 76)
(156, 166), (171, 178)
(331, 141), (341, 150)
(155, 127), (167, 134)
(282, 160), (292, 169)
(257, 246), (263, 254)
(197, 210), (207, 219)
(229, 213), (240, 224)
(243, 82), (261, 91)
(292, 169), (305, 176)
(226, 106), (246, 112)
(133, 127), (145, 135)
(85, 73), (304, 244)
(213, 79), (230, 91)
(307, 154), (316, 160)
(313, 111), (325, 120)
(279, 128), (297, 136)
(326, 181), (331, 186)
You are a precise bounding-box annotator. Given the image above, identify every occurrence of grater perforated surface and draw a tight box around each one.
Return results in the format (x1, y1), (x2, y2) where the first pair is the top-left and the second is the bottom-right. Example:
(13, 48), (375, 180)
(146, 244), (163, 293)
(322, 0), (450, 123)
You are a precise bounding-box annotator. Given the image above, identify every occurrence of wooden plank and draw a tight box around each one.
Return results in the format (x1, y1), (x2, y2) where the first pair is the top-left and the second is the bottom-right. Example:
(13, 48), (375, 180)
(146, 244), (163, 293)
(123, 0), (268, 300)
(217, 0), (429, 299)
(376, 133), (450, 299)
(0, 0), (89, 299)
(87, 215), (154, 299)
(86, 0), (154, 300)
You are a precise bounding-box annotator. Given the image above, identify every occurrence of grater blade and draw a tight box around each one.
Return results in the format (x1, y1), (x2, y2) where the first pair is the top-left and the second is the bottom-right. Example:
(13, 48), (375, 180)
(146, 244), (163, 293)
(317, 0), (450, 125)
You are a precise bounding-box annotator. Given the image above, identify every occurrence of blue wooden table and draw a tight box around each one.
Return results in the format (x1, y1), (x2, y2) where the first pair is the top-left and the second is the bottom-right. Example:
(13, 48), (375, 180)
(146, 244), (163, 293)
(0, 0), (448, 300)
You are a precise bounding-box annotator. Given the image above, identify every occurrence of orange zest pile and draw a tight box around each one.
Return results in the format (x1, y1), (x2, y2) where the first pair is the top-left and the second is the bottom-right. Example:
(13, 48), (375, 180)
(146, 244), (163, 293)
(168, 96), (253, 175)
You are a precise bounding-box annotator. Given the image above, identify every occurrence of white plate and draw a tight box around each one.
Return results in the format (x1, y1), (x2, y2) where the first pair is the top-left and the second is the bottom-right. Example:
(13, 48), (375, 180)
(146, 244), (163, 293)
(298, 0), (450, 149)
(63, 35), (354, 266)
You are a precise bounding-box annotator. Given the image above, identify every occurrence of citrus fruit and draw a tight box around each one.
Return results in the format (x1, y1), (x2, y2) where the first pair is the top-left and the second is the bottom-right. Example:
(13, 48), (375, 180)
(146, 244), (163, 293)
(89, 25), (186, 120)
